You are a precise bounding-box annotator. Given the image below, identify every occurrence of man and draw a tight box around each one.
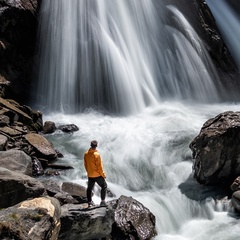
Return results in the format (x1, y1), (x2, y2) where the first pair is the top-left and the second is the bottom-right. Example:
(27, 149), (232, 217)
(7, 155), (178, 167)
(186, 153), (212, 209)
(84, 140), (107, 207)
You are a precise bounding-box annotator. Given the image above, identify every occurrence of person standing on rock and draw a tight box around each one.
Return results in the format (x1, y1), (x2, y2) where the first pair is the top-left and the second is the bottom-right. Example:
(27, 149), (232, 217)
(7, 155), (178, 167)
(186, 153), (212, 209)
(84, 140), (107, 207)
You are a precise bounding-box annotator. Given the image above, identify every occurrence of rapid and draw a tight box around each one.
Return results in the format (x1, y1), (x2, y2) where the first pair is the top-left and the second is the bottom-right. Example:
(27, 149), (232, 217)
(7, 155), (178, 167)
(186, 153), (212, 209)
(35, 0), (240, 239)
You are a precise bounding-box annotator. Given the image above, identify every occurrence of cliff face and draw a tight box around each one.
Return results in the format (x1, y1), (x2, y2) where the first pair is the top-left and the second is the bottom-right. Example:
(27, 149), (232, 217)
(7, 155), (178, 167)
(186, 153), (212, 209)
(0, 0), (239, 104)
(0, 0), (41, 104)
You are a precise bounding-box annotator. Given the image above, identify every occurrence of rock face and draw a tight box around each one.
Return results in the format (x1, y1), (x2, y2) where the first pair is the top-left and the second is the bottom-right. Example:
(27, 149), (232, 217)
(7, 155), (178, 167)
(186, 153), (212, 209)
(0, 0), (41, 104)
(190, 111), (240, 185)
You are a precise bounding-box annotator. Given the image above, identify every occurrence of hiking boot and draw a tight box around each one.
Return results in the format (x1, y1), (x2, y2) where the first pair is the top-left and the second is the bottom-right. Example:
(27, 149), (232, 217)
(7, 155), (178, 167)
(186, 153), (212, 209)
(88, 201), (95, 208)
(100, 200), (107, 207)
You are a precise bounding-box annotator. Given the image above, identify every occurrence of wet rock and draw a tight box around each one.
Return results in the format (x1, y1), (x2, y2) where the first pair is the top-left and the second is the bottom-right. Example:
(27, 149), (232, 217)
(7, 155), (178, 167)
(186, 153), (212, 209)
(42, 121), (56, 134)
(58, 124), (79, 133)
(0, 196), (61, 240)
(0, 167), (45, 208)
(32, 157), (44, 176)
(190, 111), (240, 185)
(109, 195), (157, 240)
(24, 133), (57, 160)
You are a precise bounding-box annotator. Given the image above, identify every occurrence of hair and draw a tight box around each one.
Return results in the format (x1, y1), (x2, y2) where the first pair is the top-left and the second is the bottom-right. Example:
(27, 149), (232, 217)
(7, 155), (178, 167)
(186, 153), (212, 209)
(90, 140), (98, 148)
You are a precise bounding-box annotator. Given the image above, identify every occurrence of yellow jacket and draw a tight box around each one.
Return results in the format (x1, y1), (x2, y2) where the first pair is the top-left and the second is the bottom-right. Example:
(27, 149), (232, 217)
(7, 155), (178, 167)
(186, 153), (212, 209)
(84, 148), (106, 178)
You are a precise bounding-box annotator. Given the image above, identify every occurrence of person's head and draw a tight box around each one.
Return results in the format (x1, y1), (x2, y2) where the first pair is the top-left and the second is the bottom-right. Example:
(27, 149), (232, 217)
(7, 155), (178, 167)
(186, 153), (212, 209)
(90, 140), (98, 149)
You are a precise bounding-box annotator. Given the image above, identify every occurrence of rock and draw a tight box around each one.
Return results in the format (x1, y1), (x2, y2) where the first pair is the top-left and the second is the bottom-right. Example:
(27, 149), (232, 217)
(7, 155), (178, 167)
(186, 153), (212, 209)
(190, 111), (240, 185)
(0, 149), (32, 175)
(0, 125), (22, 136)
(62, 182), (87, 203)
(32, 157), (44, 176)
(109, 195), (157, 240)
(0, 167), (45, 208)
(231, 190), (240, 212)
(0, 134), (7, 150)
(0, 196), (61, 240)
(230, 176), (240, 192)
(0, 97), (32, 124)
(40, 180), (78, 205)
(24, 133), (57, 160)
(42, 121), (57, 134)
(0, 0), (41, 103)
(59, 203), (114, 240)
(58, 124), (79, 133)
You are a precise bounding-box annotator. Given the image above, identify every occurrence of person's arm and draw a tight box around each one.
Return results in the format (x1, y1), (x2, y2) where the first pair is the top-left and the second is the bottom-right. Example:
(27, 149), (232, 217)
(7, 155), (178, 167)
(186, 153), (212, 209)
(96, 154), (106, 178)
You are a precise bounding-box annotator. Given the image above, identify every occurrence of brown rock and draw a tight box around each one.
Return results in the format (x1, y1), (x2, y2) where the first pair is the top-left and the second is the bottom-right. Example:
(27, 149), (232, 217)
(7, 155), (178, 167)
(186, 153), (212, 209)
(24, 133), (57, 160)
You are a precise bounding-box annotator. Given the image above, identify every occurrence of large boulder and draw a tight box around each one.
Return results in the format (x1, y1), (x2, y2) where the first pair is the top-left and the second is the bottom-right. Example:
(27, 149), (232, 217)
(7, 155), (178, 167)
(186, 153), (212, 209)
(24, 133), (57, 160)
(0, 196), (61, 240)
(109, 195), (157, 240)
(190, 111), (240, 185)
(0, 149), (32, 175)
(59, 203), (114, 240)
(0, 167), (45, 208)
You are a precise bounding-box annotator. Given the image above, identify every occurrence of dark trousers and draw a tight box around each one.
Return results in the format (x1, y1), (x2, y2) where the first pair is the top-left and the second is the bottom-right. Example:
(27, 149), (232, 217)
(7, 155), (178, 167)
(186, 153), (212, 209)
(87, 176), (107, 202)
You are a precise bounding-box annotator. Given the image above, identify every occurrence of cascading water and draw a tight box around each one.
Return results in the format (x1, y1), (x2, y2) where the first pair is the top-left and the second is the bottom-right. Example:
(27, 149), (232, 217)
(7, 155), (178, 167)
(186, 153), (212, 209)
(35, 0), (220, 114)
(35, 1), (240, 239)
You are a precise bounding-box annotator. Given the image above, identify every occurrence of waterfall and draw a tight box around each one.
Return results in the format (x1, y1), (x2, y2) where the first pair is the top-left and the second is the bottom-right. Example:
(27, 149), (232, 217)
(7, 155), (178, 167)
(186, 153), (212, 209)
(35, 0), (220, 114)
(36, 1), (240, 239)
(206, 0), (240, 71)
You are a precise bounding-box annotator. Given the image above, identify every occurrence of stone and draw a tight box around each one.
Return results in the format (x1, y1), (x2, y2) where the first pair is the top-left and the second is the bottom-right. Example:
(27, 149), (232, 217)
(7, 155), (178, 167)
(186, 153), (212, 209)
(42, 121), (56, 134)
(61, 181), (87, 203)
(0, 167), (45, 208)
(58, 124), (79, 133)
(230, 176), (240, 192)
(109, 195), (157, 240)
(24, 133), (57, 160)
(231, 190), (240, 212)
(190, 111), (240, 185)
(0, 196), (61, 240)
(0, 134), (7, 150)
(59, 203), (114, 240)
(0, 149), (32, 175)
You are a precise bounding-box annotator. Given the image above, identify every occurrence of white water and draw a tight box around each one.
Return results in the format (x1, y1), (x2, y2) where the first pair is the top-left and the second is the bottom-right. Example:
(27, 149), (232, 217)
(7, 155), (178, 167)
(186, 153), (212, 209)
(35, 0), (220, 114)
(206, 0), (240, 70)
(35, 0), (240, 239)
(43, 102), (240, 239)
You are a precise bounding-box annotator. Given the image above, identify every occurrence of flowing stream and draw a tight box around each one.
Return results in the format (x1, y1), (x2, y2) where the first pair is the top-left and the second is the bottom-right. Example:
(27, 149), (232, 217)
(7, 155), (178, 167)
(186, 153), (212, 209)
(35, 0), (240, 239)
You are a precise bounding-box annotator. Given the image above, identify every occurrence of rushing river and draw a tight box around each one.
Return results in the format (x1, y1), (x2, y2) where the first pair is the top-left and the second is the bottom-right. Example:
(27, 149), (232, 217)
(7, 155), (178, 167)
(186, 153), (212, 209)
(42, 102), (240, 240)
(35, 0), (240, 239)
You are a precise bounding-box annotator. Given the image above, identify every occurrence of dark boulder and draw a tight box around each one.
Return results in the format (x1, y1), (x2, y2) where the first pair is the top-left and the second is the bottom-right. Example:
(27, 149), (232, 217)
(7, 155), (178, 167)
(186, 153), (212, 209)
(109, 195), (157, 240)
(190, 111), (240, 185)
(58, 124), (79, 133)
(0, 167), (45, 208)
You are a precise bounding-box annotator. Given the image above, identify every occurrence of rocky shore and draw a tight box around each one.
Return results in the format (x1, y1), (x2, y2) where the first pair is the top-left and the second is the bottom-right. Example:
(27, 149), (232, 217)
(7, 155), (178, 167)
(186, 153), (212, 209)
(0, 94), (157, 239)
